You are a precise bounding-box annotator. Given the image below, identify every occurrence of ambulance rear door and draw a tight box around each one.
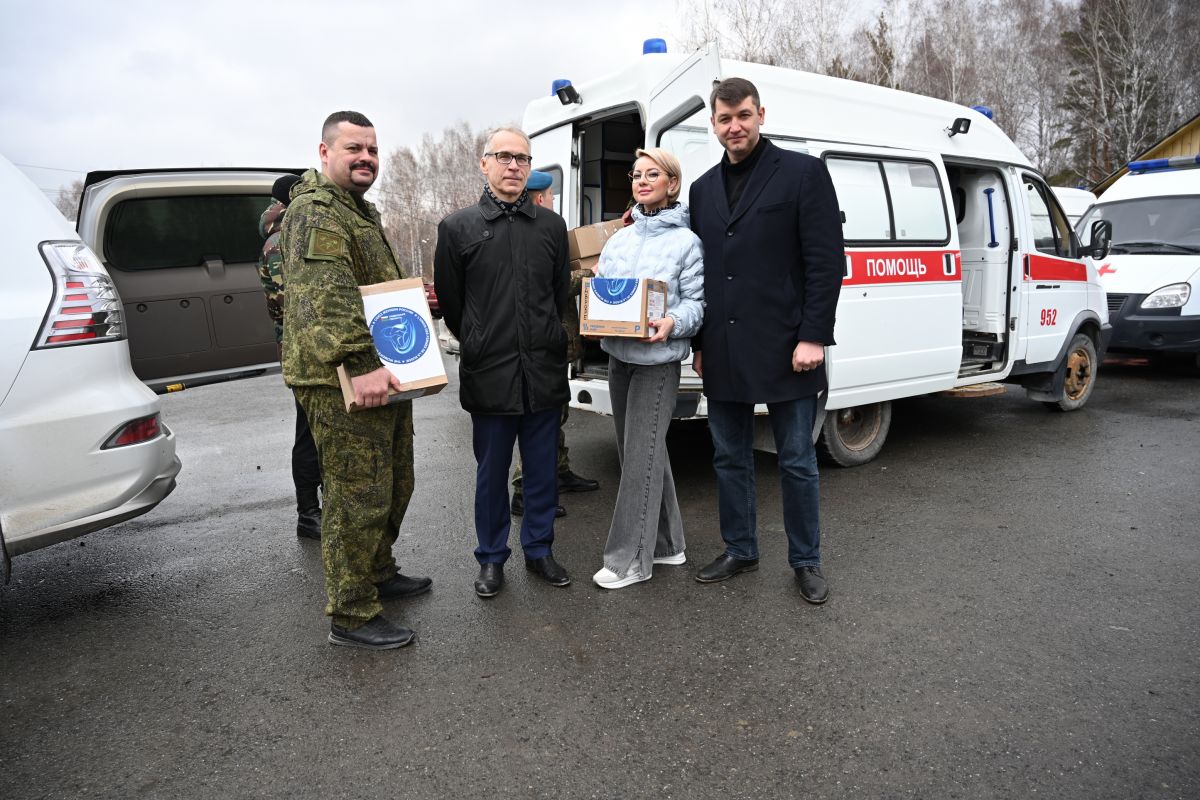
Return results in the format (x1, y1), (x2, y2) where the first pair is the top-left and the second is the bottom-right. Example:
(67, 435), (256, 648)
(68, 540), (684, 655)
(645, 43), (725, 200)
(529, 123), (575, 225)
(819, 147), (964, 408)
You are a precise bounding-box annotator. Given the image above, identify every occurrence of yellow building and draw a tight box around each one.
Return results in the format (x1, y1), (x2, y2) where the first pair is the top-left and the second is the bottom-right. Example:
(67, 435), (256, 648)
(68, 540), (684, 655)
(1093, 112), (1200, 194)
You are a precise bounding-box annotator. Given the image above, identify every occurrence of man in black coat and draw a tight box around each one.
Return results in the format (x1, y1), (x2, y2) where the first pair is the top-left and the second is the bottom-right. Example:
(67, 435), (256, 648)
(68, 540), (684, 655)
(689, 78), (844, 604)
(434, 127), (573, 598)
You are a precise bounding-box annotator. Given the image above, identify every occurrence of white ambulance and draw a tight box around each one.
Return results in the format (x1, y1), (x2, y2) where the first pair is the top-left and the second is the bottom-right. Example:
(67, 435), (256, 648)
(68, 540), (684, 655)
(1077, 157), (1200, 365)
(524, 43), (1111, 465)
(1052, 186), (1097, 226)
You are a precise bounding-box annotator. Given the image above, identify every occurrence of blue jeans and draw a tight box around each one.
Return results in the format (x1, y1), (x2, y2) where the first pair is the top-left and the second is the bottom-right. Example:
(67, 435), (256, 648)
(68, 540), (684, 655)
(707, 396), (821, 568)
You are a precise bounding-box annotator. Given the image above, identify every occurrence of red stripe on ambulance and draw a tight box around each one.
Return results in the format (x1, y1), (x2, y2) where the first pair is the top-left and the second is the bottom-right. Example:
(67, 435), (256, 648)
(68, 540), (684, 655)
(842, 250), (960, 286)
(1025, 253), (1087, 282)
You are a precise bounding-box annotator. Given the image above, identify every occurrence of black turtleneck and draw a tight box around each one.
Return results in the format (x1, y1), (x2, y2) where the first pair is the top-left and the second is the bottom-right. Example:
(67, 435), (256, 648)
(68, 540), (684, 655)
(721, 136), (767, 212)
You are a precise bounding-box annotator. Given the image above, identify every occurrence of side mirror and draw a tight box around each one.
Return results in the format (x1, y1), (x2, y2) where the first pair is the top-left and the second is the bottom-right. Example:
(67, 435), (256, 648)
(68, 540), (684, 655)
(1088, 219), (1112, 260)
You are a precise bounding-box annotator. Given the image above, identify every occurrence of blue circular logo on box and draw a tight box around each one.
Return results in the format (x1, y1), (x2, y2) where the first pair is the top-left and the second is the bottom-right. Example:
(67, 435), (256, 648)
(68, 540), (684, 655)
(594, 278), (637, 305)
(369, 307), (430, 365)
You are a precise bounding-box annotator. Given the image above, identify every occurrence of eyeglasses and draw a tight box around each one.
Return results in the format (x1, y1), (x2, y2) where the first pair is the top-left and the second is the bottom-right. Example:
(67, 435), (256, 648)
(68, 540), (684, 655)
(485, 151), (533, 167)
(628, 169), (666, 183)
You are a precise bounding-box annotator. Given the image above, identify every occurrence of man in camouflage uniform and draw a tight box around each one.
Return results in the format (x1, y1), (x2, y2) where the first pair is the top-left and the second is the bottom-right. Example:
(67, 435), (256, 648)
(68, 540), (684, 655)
(281, 110), (431, 650)
(258, 173), (322, 540)
(509, 170), (600, 518)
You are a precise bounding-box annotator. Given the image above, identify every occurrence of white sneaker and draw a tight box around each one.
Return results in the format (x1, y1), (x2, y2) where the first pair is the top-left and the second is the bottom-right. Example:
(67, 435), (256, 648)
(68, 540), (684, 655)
(653, 551), (686, 566)
(592, 566), (651, 589)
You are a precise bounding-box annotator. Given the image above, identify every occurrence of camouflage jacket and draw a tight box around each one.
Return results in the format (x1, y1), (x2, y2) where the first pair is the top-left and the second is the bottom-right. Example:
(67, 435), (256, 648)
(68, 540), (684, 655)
(280, 169), (405, 388)
(258, 201), (286, 344)
(564, 266), (587, 362)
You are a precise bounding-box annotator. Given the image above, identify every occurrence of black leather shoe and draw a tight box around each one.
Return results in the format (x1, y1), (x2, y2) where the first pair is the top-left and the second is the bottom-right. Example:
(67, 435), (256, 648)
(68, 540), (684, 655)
(695, 553), (759, 583)
(558, 469), (599, 493)
(296, 508), (321, 540)
(511, 492), (566, 518)
(525, 555), (571, 587)
(795, 566), (829, 604)
(375, 572), (433, 600)
(474, 563), (504, 598)
(328, 614), (415, 649)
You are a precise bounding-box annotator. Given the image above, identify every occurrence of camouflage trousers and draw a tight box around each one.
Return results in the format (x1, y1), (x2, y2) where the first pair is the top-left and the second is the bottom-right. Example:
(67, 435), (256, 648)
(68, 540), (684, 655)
(293, 386), (414, 629)
(511, 402), (571, 488)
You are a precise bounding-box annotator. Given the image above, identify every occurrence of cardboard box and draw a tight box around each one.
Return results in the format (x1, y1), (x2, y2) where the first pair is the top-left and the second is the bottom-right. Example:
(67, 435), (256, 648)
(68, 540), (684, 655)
(580, 277), (668, 338)
(336, 278), (448, 412)
(567, 218), (625, 261)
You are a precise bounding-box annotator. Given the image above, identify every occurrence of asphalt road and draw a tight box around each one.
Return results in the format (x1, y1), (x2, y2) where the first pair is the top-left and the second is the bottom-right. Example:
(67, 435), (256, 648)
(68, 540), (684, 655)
(2, 359), (1197, 799)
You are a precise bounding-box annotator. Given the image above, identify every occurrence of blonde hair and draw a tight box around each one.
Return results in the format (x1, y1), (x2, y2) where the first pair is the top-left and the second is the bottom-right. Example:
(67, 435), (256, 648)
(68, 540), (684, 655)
(635, 147), (683, 202)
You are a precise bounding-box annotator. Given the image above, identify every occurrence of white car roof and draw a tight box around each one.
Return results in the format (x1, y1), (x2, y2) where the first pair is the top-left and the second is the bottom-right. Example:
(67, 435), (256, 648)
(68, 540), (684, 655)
(1100, 167), (1200, 203)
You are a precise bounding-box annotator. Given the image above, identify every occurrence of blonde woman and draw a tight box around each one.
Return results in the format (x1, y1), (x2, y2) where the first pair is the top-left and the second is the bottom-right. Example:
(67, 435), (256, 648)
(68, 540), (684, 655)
(591, 148), (705, 589)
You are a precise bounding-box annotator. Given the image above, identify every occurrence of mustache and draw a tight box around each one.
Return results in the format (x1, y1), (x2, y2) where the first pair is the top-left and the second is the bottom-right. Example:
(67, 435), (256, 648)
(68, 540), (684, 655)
(351, 161), (376, 173)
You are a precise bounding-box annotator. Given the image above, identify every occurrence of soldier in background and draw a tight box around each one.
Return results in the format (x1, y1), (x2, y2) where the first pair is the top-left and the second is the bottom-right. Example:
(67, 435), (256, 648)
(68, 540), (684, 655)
(258, 173), (322, 540)
(509, 170), (600, 518)
(281, 110), (432, 649)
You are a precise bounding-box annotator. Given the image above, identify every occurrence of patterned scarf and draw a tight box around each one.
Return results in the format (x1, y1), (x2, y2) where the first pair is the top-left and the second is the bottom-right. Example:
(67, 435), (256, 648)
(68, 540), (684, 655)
(638, 200), (681, 217)
(484, 182), (529, 214)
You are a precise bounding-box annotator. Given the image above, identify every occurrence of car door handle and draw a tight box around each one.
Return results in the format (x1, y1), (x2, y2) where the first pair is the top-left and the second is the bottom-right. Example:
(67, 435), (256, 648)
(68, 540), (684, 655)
(203, 256), (225, 278)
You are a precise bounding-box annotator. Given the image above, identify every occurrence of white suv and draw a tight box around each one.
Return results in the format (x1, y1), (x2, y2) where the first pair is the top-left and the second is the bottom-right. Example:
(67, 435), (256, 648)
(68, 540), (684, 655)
(0, 155), (180, 570)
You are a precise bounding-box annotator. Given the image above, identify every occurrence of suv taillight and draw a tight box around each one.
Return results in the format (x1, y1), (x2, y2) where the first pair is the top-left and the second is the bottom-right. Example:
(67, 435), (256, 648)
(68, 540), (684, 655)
(34, 241), (124, 349)
(102, 414), (161, 449)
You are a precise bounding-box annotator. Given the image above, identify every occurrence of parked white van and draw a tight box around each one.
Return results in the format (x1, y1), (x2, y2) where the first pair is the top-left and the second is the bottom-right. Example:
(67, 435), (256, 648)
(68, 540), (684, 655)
(524, 43), (1111, 464)
(1077, 157), (1200, 364)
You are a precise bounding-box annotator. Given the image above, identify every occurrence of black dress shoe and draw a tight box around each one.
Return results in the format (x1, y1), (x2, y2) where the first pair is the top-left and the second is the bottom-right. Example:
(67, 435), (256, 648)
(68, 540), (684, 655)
(375, 572), (433, 600)
(695, 553), (759, 583)
(328, 614), (415, 649)
(795, 566), (829, 604)
(474, 563), (504, 598)
(525, 555), (571, 587)
(510, 492), (566, 518)
(557, 469), (600, 493)
(296, 508), (321, 540)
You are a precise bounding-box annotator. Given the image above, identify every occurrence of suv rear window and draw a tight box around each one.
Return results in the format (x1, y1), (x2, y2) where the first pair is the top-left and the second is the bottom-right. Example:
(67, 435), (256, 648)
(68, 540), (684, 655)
(104, 194), (272, 270)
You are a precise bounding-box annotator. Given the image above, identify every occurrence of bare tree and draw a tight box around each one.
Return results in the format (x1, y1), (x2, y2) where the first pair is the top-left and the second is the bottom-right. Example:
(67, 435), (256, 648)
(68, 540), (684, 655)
(1062, 0), (1189, 183)
(669, 0), (1196, 184)
(53, 178), (84, 221)
(677, 0), (854, 73)
(376, 121), (490, 280)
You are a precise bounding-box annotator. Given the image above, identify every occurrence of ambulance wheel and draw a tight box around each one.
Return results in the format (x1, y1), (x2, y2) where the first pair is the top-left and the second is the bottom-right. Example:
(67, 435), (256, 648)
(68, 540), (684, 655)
(1044, 333), (1098, 412)
(818, 401), (892, 467)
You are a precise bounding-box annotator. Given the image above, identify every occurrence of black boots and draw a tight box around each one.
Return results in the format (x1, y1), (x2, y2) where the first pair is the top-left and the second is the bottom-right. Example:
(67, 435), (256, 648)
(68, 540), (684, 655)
(297, 486), (321, 540)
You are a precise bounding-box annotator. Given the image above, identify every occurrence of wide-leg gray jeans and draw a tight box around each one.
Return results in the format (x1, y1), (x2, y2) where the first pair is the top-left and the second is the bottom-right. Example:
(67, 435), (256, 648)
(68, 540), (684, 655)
(603, 357), (686, 578)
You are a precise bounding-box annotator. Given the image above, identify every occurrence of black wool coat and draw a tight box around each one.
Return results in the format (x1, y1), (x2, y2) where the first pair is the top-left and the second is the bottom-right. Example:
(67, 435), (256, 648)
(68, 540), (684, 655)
(434, 193), (570, 415)
(689, 139), (845, 404)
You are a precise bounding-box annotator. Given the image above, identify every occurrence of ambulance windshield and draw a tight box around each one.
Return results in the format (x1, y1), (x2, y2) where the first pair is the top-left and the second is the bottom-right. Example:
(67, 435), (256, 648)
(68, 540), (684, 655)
(1079, 196), (1200, 254)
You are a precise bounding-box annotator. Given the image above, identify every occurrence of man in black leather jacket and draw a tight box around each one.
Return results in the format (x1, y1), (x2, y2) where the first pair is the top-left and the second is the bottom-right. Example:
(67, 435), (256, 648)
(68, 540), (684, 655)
(434, 127), (573, 598)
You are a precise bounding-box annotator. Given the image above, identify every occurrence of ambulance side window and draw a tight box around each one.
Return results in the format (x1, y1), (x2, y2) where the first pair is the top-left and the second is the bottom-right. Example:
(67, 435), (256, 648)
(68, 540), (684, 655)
(884, 162), (947, 241)
(825, 155), (949, 245)
(1023, 175), (1074, 258)
(826, 159), (892, 240)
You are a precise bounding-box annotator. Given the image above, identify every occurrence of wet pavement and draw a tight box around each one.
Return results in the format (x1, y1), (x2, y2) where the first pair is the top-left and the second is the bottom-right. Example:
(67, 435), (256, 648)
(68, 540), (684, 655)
(2, 359), (1198, 799)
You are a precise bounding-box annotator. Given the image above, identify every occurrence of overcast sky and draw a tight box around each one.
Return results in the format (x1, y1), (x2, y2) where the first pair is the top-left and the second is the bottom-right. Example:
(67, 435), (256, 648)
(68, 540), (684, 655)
(1, 0), (691, 200)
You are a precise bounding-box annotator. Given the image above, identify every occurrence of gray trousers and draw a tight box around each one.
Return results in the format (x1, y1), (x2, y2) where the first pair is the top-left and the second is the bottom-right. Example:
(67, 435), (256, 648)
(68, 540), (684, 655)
(603, 357), (686, 578)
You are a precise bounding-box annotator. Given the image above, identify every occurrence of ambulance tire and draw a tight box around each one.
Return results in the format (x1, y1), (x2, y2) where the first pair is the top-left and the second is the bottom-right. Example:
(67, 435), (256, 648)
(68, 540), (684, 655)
(818, 401), (892, 467)
(1043, 333), (1098, 412)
